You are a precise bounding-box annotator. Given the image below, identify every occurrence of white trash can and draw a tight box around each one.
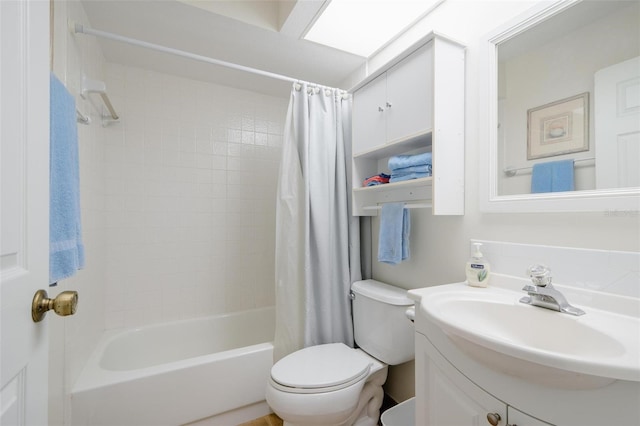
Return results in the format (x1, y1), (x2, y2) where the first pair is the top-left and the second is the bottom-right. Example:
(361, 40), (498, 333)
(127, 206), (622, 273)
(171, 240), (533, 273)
(380, 397), (415, 426)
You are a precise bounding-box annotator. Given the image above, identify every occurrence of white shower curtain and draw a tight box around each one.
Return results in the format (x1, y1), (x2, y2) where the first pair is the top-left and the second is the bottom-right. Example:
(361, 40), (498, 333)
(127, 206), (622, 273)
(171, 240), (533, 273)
(273, 83), (361, 361)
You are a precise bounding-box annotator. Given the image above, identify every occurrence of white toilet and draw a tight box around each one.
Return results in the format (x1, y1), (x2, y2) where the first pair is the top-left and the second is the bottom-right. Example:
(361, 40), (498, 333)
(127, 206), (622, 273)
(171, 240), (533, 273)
(266, 279), (415, 426)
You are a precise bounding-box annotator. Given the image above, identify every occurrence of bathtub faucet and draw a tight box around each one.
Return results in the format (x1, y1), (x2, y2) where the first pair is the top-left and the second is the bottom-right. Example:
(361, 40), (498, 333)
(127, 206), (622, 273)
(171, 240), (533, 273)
(519, 264), (585, 316)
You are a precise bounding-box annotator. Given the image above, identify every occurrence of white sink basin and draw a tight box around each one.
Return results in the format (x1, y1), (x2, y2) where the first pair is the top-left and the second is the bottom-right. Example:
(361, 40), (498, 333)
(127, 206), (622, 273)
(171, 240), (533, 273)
(411, 280), (640, 389)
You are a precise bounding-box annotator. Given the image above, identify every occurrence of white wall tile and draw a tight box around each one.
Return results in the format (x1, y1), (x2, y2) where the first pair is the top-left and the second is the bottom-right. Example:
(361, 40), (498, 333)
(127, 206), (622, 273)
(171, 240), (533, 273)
(103, 64), (288, 329)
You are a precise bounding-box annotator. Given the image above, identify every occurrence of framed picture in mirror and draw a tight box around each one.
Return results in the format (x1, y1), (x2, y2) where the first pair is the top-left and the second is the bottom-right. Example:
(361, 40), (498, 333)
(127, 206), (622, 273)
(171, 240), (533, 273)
(527, 92), (589, 160)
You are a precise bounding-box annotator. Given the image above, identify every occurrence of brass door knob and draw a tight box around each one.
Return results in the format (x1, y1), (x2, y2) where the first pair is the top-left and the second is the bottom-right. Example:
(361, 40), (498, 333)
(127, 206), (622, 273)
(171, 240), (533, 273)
(32, 289), (78, 322)
(487, 412), (501, 426)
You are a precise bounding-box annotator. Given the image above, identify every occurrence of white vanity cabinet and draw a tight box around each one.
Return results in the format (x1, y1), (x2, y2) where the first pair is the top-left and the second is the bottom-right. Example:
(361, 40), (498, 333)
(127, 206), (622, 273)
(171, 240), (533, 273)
(416, 332), (554, 426)
(416, 333), (506, 425)
(350, 32), (465, 216)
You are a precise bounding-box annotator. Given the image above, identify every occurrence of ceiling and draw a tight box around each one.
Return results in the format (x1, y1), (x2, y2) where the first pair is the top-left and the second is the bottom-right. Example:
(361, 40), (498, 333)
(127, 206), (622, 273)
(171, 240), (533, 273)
(80, 0), (368, 97)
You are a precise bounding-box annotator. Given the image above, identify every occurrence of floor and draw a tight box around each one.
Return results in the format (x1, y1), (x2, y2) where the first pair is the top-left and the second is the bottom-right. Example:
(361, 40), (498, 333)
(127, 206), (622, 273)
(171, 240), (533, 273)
(239, 394), (398, 426)
(238, 413), (283, 426)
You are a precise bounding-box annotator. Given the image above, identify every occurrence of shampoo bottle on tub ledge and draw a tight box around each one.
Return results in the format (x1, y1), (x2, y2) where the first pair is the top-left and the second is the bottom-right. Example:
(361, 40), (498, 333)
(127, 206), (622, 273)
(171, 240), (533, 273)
(466, 242), (490, 287)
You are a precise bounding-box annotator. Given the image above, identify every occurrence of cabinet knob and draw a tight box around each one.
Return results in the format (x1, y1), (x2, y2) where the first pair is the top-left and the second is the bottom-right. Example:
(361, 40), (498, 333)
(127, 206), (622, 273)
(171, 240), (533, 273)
(386, 102), (393, 108)
(486, 412), (501, 426)
(378, 106), (384, 112)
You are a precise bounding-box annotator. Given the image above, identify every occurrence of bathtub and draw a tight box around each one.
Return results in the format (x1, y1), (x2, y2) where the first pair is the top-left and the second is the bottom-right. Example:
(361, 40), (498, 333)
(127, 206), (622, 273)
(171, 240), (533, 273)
(71, 307), (275, 426)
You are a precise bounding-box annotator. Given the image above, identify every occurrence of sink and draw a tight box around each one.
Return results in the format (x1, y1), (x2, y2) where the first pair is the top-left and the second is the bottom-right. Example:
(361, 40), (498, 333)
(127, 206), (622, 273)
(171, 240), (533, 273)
(410, 280), (640, 389)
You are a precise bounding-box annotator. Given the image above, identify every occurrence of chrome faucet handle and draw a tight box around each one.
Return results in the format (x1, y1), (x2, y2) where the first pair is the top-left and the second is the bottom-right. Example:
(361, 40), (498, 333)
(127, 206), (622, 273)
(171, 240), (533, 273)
(528, 264), (552, 287)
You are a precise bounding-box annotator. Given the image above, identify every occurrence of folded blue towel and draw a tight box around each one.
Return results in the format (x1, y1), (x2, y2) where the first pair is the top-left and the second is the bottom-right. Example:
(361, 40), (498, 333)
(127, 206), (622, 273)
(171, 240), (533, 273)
(531, 159), (575, 193)
(390, 164), (432, 175)
(50, 73), (85, 284)
(390, 172), (431, 183)
(377, 203), (410, 265)
(388, 152), (432, 171)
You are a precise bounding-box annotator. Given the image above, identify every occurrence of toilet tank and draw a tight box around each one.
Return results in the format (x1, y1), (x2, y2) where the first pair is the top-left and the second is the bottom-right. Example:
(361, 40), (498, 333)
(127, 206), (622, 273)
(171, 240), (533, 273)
(351, 280), (414, 365)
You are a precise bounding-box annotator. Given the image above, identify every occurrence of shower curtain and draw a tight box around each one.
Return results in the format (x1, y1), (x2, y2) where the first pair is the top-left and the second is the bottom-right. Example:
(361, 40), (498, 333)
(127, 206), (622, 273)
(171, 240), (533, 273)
(274, 82), (361, 361)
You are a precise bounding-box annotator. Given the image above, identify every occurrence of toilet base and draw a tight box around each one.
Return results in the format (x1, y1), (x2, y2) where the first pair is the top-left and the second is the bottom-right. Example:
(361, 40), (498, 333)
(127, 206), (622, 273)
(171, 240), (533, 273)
(280, 367), (388, 426)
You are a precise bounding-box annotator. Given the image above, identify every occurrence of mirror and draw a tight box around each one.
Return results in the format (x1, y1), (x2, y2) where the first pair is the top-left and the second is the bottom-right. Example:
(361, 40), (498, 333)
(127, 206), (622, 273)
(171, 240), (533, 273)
(481, 0), (640, 212)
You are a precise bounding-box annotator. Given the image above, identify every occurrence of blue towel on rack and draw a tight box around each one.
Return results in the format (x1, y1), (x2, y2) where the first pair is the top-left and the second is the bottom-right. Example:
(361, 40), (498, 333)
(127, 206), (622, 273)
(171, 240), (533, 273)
(377, 203), (410, 265)
(531, 159), (575, 193)
(388, 152), (432, 171)
(50, 73), (85, 284)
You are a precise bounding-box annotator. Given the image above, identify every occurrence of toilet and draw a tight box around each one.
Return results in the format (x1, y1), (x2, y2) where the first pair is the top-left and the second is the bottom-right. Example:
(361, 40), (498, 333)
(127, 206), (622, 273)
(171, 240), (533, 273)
(265, 279), (415, 426)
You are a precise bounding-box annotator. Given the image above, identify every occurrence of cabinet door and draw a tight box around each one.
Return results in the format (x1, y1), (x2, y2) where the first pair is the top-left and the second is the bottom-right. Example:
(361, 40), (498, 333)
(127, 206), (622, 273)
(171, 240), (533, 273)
(416, 334), (507, 426)
(385, 43), (433, 142)
(352, 73), (387, 154)
(508, 407), (554, 426)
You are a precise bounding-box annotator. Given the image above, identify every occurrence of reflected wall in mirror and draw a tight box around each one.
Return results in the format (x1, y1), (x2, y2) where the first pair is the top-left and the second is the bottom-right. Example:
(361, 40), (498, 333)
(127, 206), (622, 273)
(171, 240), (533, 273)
(496, 1), (639, 197)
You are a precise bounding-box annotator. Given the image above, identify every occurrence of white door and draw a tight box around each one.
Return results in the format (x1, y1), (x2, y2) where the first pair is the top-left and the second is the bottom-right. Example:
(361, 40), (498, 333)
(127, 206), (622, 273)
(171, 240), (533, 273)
(416, 334), (507, 426)
(1, 0), (50, 424)
(385, 42), (433, 143)
(594, 56), (640, 189)
(508, 407), (554, 426)
(352, 73), (387, 153)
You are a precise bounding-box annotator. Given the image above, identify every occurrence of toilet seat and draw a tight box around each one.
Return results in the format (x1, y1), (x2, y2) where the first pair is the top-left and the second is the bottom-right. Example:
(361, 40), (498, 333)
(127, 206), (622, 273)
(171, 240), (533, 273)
(270, 343), (373, 394)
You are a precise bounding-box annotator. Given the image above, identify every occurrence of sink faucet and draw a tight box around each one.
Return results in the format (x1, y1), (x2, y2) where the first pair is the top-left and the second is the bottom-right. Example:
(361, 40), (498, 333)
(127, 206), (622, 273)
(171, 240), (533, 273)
(519, 265), (585, 316)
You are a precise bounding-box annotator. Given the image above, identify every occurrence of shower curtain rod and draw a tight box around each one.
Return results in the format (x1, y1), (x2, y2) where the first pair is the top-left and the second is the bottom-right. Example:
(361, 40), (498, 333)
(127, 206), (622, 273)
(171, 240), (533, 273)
(73, 23), (306, 85)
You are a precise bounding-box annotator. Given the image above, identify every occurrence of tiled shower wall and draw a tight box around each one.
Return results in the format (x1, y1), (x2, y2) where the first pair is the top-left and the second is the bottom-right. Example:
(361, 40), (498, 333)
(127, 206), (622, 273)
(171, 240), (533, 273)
(102, 63), (288, 329)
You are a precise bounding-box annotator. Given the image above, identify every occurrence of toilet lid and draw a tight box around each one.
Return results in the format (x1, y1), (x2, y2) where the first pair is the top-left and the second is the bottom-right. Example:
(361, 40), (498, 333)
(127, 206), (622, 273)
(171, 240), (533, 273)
(271, 343), (372, 392)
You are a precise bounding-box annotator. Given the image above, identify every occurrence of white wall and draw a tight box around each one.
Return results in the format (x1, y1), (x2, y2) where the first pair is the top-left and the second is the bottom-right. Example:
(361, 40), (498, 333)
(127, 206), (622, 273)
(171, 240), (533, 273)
(101, 64), (287, 329)
(50, 1), (108, 424)
(342, 0), (640, 403)
(50, 2), (287, 424)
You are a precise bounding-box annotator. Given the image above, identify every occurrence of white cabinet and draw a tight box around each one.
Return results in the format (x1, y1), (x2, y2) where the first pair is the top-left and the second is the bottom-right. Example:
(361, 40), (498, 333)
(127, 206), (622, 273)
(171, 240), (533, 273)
(416, 333), (507, 426)
(352, 43), (433, 153)
(350, 32), (465, 216)
(508, 407), (554, 426)
(416, 332), (554, 426)
(352, 69), (387, 153)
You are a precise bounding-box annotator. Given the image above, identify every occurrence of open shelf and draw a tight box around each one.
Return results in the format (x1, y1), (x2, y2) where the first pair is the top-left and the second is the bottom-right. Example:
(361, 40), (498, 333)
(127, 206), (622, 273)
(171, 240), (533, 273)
(353, 177), (433, 216)
(353, 130), (432, 160)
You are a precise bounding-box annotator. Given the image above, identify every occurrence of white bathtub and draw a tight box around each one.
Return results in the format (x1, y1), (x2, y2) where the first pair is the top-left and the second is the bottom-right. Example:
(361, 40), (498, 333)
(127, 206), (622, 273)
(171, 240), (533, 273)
(71, 307), (275, 426)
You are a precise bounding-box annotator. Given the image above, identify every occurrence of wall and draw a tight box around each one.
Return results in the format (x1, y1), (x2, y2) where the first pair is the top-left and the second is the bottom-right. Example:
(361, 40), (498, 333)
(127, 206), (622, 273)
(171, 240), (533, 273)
(101, 64), (287, 329)
(50, 2), (287, 424)
(50, 1), (108, 424)
(342, 0), (640, 403)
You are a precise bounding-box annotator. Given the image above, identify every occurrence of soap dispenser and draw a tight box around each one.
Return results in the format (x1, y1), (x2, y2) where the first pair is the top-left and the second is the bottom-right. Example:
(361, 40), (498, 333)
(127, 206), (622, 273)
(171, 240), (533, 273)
(466, 242), (491, 287)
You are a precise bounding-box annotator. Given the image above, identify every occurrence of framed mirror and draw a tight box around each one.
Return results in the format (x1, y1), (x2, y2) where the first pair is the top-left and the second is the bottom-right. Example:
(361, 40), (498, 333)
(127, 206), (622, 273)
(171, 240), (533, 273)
(480, 0), (640, 212)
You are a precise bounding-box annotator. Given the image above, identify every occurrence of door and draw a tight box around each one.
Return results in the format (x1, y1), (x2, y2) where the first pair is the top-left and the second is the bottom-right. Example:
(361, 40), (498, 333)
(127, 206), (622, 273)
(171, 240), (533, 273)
(1, 0), (50, 424)
(594, 56), (640, 189)
(385, 43), (433, 142)
(416, 334), (507, 426)
(352, 73), (387, 153)
(508, 407), (554, 426)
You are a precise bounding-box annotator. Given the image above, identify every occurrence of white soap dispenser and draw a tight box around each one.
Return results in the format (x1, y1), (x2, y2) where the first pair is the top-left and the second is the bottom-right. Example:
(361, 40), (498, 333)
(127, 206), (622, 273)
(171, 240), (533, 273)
(466, 242), (491, 287)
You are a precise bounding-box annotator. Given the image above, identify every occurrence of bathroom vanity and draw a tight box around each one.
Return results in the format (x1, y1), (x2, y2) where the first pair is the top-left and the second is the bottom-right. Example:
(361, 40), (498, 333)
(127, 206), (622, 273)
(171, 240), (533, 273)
(409, 274), (640, 426)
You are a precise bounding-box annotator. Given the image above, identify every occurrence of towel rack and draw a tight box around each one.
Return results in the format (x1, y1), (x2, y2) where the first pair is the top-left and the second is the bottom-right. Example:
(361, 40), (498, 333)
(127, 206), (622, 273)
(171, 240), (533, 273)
(76, 108), (91, 125)
(503, 157), (595, 177)
(81, 76), (119, 126)
(362, 202), (432, 211)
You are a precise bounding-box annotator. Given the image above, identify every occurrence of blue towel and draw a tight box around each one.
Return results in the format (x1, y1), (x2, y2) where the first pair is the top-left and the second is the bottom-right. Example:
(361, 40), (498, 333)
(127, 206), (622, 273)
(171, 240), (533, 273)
(531, 160), (575, 193)
(389, 172), (431, 183)
(50, 73), (85, 284)
(390, 164), (432, 175)
(377, 203), (410, 265)
(388, 152), (432, 171)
